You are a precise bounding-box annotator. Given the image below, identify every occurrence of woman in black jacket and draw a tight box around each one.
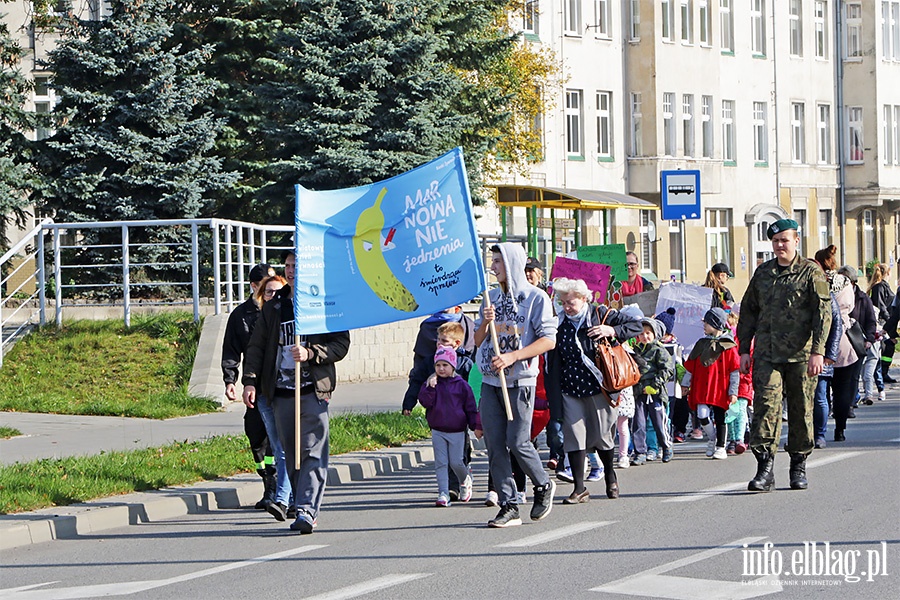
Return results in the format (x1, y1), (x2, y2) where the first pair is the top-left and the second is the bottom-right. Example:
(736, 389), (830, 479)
(838, 265), (878, 410)
(868, 264), (896, 384)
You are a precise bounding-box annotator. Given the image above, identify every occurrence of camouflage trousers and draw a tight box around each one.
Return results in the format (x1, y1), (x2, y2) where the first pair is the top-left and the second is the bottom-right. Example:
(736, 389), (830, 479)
(750, 359), (816, 456)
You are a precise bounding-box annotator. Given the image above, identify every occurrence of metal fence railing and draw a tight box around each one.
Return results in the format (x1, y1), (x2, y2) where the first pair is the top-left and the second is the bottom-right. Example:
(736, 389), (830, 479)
(0, 219), (50, 368)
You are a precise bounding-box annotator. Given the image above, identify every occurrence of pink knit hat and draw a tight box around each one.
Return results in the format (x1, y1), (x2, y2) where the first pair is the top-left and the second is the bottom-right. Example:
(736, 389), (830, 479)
(434, 346), (457, 369)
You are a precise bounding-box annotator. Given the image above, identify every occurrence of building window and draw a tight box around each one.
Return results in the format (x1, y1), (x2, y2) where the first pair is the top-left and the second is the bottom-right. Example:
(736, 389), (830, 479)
(593, 0), (611, 37)
(523, 0), (540, 35)
(683, 94), (695, 157)
(817, 103), (832, 164)
(630, 92), (643, 156)
(894, 2), (900, 60)
(753, 101), (767, 164)
(681, 0), (693, 44)
(815, 1), (829, 59)
(596, 91), (613, 158)
(565, 0), (583, 35)
(819, 209), (833, 250)
(566, 89), (584, 157)
(751, 0), (766, 56)
(881, 2), (900, 61)
(663, 92), (676, 156)
(860, 209), (882, 265)
(846, 2), (862, 59)
(630, 0), (641, 40)
(640, 210), (656, 273)
(754, 214), (777, 268)
(699, 0), (711, 45)
(722, 100), (735, 163)
(793, 209), (807, 256)
(32, 75), (56, 141)
(847, 105), (864, 163)
(791, 102), (806, 164)
(895, 105), (900, 164)
(720, 0), (734, 52)
(789, 0), (803, 57)
(702, 95), (713, 157)
(885, 105), (894, 165)
(706, 209), (732, 268)
(662, 0), (675, 41)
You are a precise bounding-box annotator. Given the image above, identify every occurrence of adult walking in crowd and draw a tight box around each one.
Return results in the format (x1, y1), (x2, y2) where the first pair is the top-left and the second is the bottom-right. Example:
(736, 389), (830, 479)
(545, 278), (642, 504)
(620, 252), (654, 297)
(242, 250), (351, 534)
(825, 264), (862, 443)
(737, 219), (831, 492)
(525, 256), (547, 291)
(704, 263), (735, 310)
(838, 265), (878, 412)
(474, 242), (557, 528)
(868, 263), (896, 388)
(810, 246), (845, 449)
(221, 263), (276, 511)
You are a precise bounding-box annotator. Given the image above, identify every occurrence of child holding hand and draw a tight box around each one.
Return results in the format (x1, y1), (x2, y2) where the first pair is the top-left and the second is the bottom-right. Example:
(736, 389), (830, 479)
(419, 347), (480, 507)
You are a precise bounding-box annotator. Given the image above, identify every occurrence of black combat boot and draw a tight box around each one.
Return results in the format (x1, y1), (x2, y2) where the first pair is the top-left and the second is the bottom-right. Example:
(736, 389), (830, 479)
(748, 449), (775, 492)
(882, 361), (897, 384)
(255, 467), (276, 509)
(789, 454), (808, 490)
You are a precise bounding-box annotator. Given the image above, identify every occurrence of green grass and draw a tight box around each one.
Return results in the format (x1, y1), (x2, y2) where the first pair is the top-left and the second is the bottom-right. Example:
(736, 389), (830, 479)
(0, 427), (21, 439)
(0, 313), (218, 418)
(0, 409), (433, 514)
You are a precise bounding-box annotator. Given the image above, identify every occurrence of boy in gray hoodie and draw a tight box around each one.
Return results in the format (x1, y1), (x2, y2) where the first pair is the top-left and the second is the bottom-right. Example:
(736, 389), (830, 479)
(474, 243), (557, 528)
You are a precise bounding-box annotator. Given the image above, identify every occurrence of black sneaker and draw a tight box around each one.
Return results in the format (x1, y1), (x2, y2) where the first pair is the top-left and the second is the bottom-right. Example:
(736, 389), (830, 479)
(530, 479), (556, 521)
(286, 505), (297, 519)
(488, 503), (522, 528)
(266, 501), (287, 522)
(290, 511), (317, 534)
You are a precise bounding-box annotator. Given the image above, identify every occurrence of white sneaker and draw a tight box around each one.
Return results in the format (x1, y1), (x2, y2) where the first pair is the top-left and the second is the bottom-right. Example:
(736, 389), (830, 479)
(460, 475), (473, 503)
(879, 391), (886, 401)
(436, 492), (451, 507)
(706, 440), (716, 457)
(712, 446), (727, 460)
(516, 491), (527, 505)
(484, 490), (499, 507)
(617, 455), (630, 469)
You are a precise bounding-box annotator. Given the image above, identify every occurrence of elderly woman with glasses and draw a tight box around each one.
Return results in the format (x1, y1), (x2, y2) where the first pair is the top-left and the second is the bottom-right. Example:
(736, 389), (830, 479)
(621, 251), (654, 297)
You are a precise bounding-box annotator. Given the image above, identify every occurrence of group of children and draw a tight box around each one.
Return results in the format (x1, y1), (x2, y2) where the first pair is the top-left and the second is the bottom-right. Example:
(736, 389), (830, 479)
(411, 267), (754, 512)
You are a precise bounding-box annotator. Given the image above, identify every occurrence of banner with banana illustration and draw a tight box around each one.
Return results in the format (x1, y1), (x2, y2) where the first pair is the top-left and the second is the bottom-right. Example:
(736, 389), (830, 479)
(293, 147), (486, 334)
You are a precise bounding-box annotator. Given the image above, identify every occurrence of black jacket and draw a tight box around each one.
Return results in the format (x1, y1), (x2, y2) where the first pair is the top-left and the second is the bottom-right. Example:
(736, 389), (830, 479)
(869, 281), (895, 323)
(221, 297), (260, 385)
(545, 305), (643, 421)
(885, 287), (900, 340)
(849, 285), (878, 344)
(242, 287), (350, 400)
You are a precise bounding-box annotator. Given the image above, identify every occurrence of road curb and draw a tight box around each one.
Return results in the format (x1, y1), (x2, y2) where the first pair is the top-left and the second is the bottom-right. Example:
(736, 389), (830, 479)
(0, 441), (434, 551)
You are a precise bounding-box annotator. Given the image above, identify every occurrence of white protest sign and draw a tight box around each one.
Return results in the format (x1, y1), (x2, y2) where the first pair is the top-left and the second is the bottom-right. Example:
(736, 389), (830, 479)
(655, 282), (714, 353)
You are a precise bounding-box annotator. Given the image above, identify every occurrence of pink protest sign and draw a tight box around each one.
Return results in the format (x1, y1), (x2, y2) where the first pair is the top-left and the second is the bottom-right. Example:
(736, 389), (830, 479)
(549, 256), (612, 305)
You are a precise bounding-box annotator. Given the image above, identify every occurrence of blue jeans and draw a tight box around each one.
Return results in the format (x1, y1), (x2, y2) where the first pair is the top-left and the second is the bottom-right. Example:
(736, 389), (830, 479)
(256, 394), (291, 506)
(813, 377), (831, 441)
(545, 419), (564, 464)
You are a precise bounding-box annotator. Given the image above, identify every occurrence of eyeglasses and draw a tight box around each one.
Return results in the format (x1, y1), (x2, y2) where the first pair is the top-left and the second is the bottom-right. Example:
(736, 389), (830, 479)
(264, 289), (279, 297)
(626, 262), (639, 267)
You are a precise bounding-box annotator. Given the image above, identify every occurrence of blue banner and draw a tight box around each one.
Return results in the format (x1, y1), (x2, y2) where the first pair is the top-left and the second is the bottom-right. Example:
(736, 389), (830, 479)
(294, 147), (486, 334)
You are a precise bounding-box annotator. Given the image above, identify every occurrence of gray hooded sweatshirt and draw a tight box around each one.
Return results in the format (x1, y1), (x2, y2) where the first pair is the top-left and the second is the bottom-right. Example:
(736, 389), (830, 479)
(475, 242), (557, 387)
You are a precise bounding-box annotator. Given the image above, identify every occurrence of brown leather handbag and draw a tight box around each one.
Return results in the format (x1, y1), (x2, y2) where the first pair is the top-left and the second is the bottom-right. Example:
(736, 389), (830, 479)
(593, 307), (642, 395)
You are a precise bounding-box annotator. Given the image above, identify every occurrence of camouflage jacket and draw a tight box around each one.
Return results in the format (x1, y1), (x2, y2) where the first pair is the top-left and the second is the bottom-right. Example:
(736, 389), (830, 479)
(634, 340), (675, 400)
(737, 253), (832, 363)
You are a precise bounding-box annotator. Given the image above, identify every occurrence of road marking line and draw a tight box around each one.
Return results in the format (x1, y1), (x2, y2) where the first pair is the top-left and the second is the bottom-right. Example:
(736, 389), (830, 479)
(302, 574), (430, 600)
(496, 521), (617, 548)
(0, 545), (327, 600)
(663, 451), (861, 503)
(591, 536), (782, 600)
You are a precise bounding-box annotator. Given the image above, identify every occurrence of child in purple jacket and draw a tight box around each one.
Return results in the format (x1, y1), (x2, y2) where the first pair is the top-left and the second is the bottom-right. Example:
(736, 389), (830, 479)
(419, 346), (481, 507)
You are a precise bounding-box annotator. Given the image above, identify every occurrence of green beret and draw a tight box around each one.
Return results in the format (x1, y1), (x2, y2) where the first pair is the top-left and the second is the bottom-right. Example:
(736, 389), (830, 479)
(767, 218), (799, 239)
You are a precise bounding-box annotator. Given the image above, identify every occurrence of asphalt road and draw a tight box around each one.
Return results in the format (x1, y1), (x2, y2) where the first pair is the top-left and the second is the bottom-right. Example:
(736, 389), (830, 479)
(1, 399), (898, 600)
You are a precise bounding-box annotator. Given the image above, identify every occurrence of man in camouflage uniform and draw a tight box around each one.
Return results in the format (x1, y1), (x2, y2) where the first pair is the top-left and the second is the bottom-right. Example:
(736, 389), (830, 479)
(737, 219), (832, 492)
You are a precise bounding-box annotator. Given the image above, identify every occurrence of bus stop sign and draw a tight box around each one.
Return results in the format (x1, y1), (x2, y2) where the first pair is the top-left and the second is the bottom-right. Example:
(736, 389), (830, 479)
(660, 170), (701, 220)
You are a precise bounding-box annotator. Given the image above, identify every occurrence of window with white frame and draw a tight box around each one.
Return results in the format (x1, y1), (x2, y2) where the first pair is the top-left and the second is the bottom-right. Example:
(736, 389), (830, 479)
(32, 75), (55, 141)
(523, 0), (540, 35)
(705, 209), (732, 267)
(88, 0), (113, 20)
(819, 209), (832, 249)
(791, 102), (806, 163)
(640, 210), (656, 272)
(793, 209), (807, 256)
(662, 0), (674, 41)
(565, 0), (583, 35)
(881, 2), (900, 61)
(846, 2), (862, 58)
(722, 100), (735, 162)
(593, 0), (611, 37)
(702, 95), (713, 157)
(885, 105), (894, 165)
(663, 92), (676, 156)
(894, 2), (900, 60)
(751, 0), (766, 56)
(720, 0), (734, 52)
(681, 0), (693, 44)
(683, 94), (695, 157)
(817, 103), (832, 164)
(699, 0), (711, 45)
(631, 92), (643, 156)
(860, 209), (882, 264)
(847, 106), (864, 163)
(566, 89), (584, 156)
(753, 101), (767, 163)
(755, 216), (776, 268)
(895, 105), (900, 164)
(789, 0), (803, 56)
(596, 91), (613, 158)
(815, 1), (828, 59)
(630, 0), (641, 40)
